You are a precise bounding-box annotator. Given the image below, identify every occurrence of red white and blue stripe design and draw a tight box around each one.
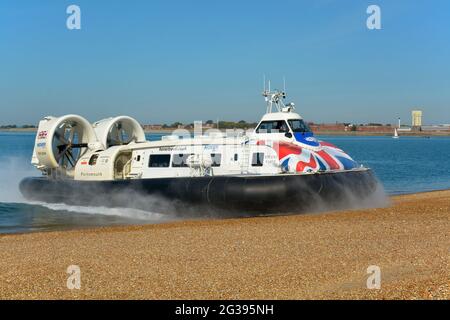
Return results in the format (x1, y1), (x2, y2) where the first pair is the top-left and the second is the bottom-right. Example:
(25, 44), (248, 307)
(271, 140), (359, 173)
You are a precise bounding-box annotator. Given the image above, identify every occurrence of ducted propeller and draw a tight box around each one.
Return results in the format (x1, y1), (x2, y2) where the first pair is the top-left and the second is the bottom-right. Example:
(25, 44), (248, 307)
(93, 116), (146, 149)
(107, 121), (135, 147)
(51, 121), (88, 170)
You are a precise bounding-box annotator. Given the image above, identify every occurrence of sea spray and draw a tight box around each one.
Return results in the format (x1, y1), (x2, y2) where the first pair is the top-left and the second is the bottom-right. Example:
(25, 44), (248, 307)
(300, 177), (389, 215)
(35, 202), (170, 222)
(0, 156), (37, 203)
(0, 156), (179, 222)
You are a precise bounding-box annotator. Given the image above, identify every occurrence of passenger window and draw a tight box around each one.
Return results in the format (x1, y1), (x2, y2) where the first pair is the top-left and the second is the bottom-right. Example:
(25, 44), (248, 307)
(148, 154), (171, 168)
(256, 121), (289, 133)
(287, 119), (312, 133)
(136, 155), (141, 162)
(172, 154), (192, 167)
(211, 153), (221, 167)
(234, 154), (238, 161)
(89, 154), (99, 166)
(251, 153), (264, 167)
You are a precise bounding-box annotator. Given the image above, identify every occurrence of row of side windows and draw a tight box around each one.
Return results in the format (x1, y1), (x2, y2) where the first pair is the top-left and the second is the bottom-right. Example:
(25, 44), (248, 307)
(148, 153), (222, 168)
(148, 153), (265, 168)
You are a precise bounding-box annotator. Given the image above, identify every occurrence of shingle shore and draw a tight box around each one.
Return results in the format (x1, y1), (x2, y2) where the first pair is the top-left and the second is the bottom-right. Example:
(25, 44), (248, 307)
(0, 190), (448, 299)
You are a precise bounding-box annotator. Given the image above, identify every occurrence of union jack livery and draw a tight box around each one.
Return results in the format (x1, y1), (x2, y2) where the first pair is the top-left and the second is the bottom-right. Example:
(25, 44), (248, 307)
(37, 130), (48, 140)
(271, 141), (358, 174)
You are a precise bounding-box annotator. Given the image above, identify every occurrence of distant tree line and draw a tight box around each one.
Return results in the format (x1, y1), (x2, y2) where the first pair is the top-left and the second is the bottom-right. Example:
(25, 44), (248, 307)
(0, 124), (36, 129)
(159, 120), (258, 130)
(161, 122), (184, 129)
(217, 120), (258, 129)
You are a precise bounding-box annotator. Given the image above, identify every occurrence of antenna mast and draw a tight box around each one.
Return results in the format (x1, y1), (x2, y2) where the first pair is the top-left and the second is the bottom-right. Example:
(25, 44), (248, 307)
(262, 77), (292, 113)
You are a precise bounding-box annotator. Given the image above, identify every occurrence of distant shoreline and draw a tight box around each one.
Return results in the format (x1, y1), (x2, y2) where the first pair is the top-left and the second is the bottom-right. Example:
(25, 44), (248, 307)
(0, 128), (37, 133)
(314, 131), (450, 137)
(2, 127), (450, 136)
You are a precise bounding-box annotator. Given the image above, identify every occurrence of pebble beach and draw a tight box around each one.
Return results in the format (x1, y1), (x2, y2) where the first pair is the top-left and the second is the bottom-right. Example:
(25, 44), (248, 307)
(0, 190), (448, 300)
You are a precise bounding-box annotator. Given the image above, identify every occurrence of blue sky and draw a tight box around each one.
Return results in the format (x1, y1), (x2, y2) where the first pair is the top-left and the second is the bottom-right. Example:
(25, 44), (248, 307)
(1, 0), (449, 125)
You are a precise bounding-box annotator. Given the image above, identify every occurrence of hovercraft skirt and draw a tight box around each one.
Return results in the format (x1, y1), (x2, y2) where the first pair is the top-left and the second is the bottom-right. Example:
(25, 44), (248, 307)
(19, 169), (377, 215)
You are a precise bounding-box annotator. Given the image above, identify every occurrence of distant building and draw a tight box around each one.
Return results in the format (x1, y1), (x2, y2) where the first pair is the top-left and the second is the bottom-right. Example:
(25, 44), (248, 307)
(143, 124), (163, 130)
(203, 122), (215, 129)
(309, 123), (393, 134)
(412, 110), (422, 127)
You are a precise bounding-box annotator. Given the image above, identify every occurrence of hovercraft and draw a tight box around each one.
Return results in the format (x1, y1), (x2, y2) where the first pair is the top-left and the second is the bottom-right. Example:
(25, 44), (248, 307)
(20, 88), (379, 215)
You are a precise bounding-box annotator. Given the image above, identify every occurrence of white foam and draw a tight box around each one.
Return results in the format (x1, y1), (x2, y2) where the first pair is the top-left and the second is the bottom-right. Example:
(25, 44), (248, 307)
(0, 156), (37, 203)
(34, 201), (169, 221)
(0, 156), (171, 222)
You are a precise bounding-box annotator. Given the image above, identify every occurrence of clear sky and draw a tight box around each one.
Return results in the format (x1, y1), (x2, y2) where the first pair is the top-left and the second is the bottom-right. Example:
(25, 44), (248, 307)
(1, 0), (449, 125)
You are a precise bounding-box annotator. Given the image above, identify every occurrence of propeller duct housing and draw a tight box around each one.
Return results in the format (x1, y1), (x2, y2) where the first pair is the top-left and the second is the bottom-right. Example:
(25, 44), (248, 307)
(32, 115), (98, 170)
(93, 116), (146, 149)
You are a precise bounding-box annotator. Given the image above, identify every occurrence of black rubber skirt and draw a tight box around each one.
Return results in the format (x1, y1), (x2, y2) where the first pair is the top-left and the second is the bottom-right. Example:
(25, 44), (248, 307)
(19, 169), (378, 216)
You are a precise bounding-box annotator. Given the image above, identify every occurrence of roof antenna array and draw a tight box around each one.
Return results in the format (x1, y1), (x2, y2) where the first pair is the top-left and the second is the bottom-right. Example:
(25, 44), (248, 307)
(262, 75), (290, 113)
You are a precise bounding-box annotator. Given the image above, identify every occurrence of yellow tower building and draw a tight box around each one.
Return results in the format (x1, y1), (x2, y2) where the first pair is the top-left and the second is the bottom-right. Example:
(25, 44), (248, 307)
(412, 110), (422, 127)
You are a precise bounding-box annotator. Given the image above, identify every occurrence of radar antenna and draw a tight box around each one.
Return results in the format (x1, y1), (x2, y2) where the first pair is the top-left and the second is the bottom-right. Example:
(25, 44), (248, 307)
(262, 77), (295, 113)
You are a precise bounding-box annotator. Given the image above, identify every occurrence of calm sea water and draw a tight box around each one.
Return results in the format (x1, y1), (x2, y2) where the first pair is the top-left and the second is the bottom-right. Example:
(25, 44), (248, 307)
(1, 132), (450, 234)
